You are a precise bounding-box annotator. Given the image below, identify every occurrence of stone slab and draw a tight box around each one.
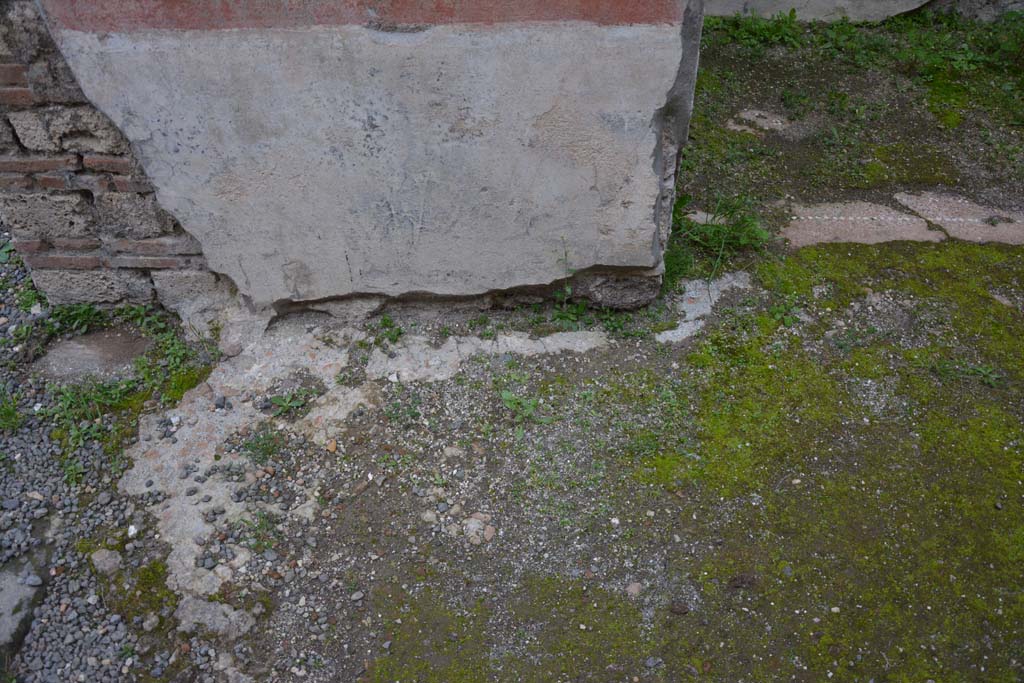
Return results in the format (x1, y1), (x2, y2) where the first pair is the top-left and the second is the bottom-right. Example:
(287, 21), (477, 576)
(706, 0), (928, 20)
(656, 271), (751, 343)
(0, 562), (38, 654)
(783, 201), (943, 248)
(32, 326), (150, 382)
(895, 192), (1024, 245)
(44, 1), (702, 309)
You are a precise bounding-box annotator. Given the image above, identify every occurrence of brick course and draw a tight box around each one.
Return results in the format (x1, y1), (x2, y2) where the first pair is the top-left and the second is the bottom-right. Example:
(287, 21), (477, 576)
(0, 86), (33, 107)
(0, 154), (78, 172)
(0, 64), (28, 87)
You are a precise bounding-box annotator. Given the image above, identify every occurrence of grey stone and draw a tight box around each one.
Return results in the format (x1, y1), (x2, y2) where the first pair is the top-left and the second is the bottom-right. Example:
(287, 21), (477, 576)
(52, 9), (702, 308)
(705, 0), (928, 20)
(0, 193), (94, 241)
(30, 269), (153, 305)
(151, 269), (236, 335)
(925, 0), (1024, 19)
(32, 326), (150, 382)
(0, 565), (37, 651)
(1, 0), (49, 63)
(94, 193), (173, 239)
(894, 192), (1024, 245)
(90, 549), (122, 576)
(7, 106), (127, 154)
(174, 597), (254, 640)
(0, 119), (16, 152)
(572, 270), (663, 310)
(27, 58), (87, 103)
(783, 201), (943, 248)
(6, 110), (56, 151)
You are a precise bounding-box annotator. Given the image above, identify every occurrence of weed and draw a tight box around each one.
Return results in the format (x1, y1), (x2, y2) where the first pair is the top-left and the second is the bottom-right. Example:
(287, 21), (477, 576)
(0, 240), (13, 263)
(965, 364), (1004, 387)
(269, 389), (314, 417)
(371, 314), (404, 347)
(46, 304), (108, 336)
(707, 10), (805, 54)
(769, 297), (802, 327)
(14, 283), (43, 312)
(781, 88), (813, 119)
(0, 392), (22, 432)
(242, 428), (285, 464)
(241, 512), (279, 552)
(62, 457), (85, 486)
(664, 195), (772, 290)
(500, 390), (555, 426)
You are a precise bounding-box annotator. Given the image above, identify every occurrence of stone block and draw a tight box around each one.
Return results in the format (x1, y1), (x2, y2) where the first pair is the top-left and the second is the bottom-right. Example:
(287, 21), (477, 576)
(30, 268), (152, 305)
(7, 106), (128, 154)
(94, 192), (173, 239)
(1, 1), (49, 63)
(43, 0), (704, 310)
(572, 270), (664, 311)
(705, 0), (929, 20)
(152, 269), (236, 335)
(6, 110), (54, 151)
(0, 192), (94, 240)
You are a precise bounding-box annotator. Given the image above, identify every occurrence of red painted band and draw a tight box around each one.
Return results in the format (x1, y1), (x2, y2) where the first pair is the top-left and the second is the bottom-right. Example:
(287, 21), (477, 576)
(41, 0), (684, 32)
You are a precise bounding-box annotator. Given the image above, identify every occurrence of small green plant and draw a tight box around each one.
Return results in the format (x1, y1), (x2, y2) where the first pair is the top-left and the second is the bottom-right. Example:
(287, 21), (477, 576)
(269, 389), (314, 417)
(769, 297), (802, 327)
(0, 240), (14, 264)
(62, 457), (86, 486)
(707, 9), (805, 53)
(665, 195), (772, 290)
(964, 364), (1004, 388)
(241, 512), (279, 552)
(14, 284), (43, 312)
(242, 428), (285, 464)
(0, 392), (22, 432)
(47, 304), (108, 336)
(372, 314), (404, 347)
(500, 390), (555, 426)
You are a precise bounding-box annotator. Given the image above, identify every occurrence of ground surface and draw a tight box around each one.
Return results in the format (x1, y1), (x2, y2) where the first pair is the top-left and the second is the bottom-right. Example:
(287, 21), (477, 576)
(1, 11), (1023, 683)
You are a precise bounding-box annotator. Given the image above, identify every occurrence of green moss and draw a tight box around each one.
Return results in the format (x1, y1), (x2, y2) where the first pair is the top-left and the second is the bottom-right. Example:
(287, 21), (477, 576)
(927, 73), (969, 129)
(690, 318), (846, 496)
(163, 364), (212, 404)
(758, 241), (1024, 380)
(102, 559), (177, 629)
(508, 576), (650, 681)
(651, 240), (1024, 679)
(368, 588), (490, 682)
(858, 141), (959, 188)
(840, 345), (892, 379)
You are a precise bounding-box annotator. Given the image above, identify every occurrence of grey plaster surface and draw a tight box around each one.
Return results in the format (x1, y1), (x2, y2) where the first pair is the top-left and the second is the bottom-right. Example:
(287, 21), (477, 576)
(53, 22), (695, 309)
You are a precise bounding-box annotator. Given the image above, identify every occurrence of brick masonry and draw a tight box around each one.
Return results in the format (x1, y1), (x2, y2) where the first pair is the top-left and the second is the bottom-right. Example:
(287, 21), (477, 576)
(0, 0), (210, 306)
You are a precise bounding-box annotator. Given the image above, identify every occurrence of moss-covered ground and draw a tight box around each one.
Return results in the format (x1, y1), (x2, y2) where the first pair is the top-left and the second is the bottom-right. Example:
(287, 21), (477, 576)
(352, 11), (1024, 683)
(359, 238), (1022, 682)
